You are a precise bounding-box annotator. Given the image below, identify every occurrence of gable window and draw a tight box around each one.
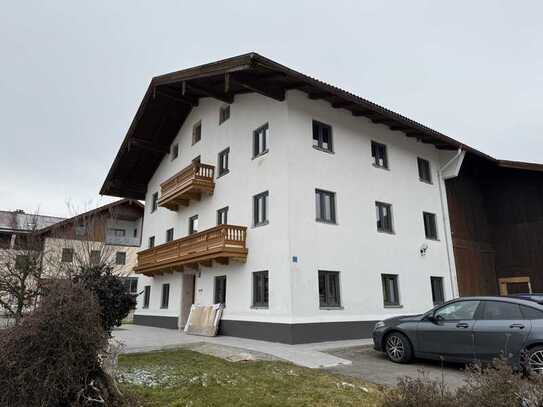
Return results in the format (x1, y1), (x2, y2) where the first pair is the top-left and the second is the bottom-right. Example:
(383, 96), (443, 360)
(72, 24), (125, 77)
(253, 191), (269, 227)
(143, 286), (151, 308)
(189, 215), (199, 235)
(219, 105), (230, 125)
(252, 271), (269, 308)
(151, 192), (159, 213)
(171, 143), (179, 160)
(214, 275), (227, 305)
(161, 283), (170, 308)
(61, 248), (74, 263)
(115, 251), (126, 265)
(431, 276), (444, 305)
(253, 123), (269, 158)
(423, 212), (438, 240)
(166, 228), (174, 242)
(75, 224), (87, 237)
(312, 120), (333, 152)
(315, 189), (336, 223)
(376, 201), (393, 233)
(371, 141), (388, 169)
(109, 228), (126, 237)
(418, 158), (432, 183)
(217, 206), (229, 225)
(382, 274), (400, 306)
(218, 147), (230, 177)
(318, 270), (341, 308)
(90, 250), (101, 265)
(192, 121), (202, 145)
(148, 236), (155, 249)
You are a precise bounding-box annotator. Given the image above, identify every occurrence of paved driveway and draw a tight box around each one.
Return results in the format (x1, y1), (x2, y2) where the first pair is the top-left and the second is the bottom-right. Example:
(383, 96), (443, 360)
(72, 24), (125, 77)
(325, 346), (468, 389)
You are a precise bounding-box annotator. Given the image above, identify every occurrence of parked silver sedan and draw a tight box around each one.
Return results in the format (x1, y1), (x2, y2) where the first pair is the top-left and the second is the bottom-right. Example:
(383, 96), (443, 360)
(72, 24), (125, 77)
(372, 296), (543, 372)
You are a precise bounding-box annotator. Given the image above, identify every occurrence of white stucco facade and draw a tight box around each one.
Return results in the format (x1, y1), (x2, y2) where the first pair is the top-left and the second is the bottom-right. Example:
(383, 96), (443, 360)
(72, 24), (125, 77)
(134, 90), (459, 337)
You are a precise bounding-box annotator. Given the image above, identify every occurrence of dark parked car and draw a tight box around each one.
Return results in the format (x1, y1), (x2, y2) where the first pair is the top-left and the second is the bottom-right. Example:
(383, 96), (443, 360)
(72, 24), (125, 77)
(372, 296), (543, 372)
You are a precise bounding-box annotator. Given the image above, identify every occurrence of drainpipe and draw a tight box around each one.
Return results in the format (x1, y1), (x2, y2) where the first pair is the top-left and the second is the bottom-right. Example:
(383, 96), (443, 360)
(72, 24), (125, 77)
(437, 148), (464, 299)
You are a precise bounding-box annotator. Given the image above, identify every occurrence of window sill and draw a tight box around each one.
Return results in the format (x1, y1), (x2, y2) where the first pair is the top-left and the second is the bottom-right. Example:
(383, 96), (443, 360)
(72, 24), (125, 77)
(312, 145), (334, 154)
(252, 150), (269, 160)
(425, 237), (440, 242)
(384, 304), (403, 309)
(251, 306), (269, 310)
(160, 307), (169, 309)
(316, 219), (338, 225)
(253, 221), (269, 228)
(377, 229), (395, 235)
(142, 306), (149, 309)
(320, 306), (344, 310)
(419, 178), (433, 185)
(372, 164), (389, 171)
(217, 170), (230, 179)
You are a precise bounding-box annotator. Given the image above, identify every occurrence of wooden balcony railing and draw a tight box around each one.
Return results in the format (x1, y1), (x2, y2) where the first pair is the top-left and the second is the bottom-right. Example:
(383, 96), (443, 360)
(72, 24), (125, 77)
(134, 224), (248, 276)
(158, 162), (215, 210)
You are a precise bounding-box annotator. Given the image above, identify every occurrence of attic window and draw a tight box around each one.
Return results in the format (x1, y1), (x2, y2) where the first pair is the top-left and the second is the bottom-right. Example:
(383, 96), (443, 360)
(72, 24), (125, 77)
(192, 121), (202, 145)
(171, 143), (179, 160)
(219, 105), (230, 125)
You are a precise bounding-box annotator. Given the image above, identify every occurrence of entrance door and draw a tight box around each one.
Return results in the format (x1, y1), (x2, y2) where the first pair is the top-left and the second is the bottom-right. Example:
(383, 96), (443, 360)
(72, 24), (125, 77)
(498, 277), (532, 296)
(180, 274), (196, 329)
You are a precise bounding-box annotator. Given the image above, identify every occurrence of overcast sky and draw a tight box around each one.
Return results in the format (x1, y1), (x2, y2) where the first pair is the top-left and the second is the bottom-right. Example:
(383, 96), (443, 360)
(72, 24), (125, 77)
(1, 1), (542, 217)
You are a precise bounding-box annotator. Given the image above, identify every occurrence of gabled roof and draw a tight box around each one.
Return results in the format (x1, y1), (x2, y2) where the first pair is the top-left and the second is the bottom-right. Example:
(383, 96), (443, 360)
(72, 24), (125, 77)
(100, 52), (543, 199)
(0, 211), (65, 234)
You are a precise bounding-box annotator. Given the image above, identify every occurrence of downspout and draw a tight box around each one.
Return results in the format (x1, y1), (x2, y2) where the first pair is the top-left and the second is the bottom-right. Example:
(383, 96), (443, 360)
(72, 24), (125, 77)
(438, 148), (464, 298)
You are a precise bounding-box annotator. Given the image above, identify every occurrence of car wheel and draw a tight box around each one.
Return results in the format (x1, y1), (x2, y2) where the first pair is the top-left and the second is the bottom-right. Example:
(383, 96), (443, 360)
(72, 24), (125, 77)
(384, 332), (413, 363)
(527, 346), (543, 374)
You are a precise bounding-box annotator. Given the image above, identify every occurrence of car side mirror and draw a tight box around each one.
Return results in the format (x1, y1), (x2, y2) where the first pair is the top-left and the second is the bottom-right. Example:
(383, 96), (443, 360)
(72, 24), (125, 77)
(426, 314), (440, 324)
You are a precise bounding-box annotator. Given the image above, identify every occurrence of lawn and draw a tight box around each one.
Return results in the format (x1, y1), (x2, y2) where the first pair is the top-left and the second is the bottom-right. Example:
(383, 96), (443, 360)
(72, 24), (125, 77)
(118, 348), (383, 407)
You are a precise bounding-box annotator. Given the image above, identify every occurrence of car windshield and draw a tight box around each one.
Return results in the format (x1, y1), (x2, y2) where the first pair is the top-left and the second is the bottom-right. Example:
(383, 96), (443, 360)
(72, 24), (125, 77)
(434, 300), (480, 321)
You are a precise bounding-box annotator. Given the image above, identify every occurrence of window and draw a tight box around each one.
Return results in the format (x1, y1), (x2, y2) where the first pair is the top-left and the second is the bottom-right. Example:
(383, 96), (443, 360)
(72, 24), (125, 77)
(315, 189), (336, 223)
(418, 157), (432, 183)
(434, 300), (480, 320)
(151, 192), (159, 213)
(218, 147), (230, 176)
(481, 301), (523, 320)
(166, 228), (174, 242)
(430, 276), (444, 305)
(382, 274), (400, 306)
(312, 120), (333, 152)
(143, 286), (151, 308)
(376, 202), (393, 233)
(253, 123), (269, 158)
(115, 251), (126, 265)
(133, 228), (138, 238)
(90, 250), (100, 265)
(161, 284), (170, 308)
(217, 206), (229, 225)
(75, 224), (87, 237)
(109, 228), (126, 237)
(192, 121), (202, 144)
(253, 191), (269, 227)
(371, 141), (388, 169)
(61, 248), (74, 263)
(219, 105), (230, 124)
(124, 277), (138, 294)
(189, 215), (199, 235)
(214, 276), (227, 305)
(252, 271), (269, 308)
(423, 212), (438, 240)
(318, 270), (341, 308)
(521, 306), (543, 320)
(15, 255), (29, 270)
(171, 143), (179, 160)
(148, 236), (155, 249)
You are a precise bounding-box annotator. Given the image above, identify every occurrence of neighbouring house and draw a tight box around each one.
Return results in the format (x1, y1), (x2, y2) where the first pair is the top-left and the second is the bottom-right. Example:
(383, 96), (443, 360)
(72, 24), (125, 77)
(0, 210), (65, 251)
(99, 53), (543, 344)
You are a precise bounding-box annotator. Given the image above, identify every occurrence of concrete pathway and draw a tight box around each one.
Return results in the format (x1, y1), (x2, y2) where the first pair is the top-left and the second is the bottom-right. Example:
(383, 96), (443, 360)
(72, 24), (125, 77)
(113, 324), (372, 369)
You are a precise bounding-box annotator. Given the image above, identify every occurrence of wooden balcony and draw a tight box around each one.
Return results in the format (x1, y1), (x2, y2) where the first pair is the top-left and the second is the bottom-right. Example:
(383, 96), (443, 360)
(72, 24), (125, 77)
(134, 224), (248, 276)
(158, 162), (215, 210)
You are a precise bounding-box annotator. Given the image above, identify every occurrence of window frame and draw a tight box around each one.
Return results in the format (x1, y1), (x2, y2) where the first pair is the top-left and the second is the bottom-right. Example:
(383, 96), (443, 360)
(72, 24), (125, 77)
(214, 275), (227, 305)
(430, 276), (445, 305)
(219, 105), (230, 125)
(217, 147), (230, 177)
(252, 123), (269, 158)
(382, 274), (401, 307)
(423, 212), (438, 240)
(143, 286), (151, 308)
(192, 121), (202, 145)
(375, 201), (394, 234)
(217, 206), (229, 226)
(253, 191), (269, 227)
(252, 271), (269, 308)
(171, 143), (179, 160)
(115, 251), (127, 265)
(151, 192), (159, 213)
(148, 236), (155, 249)
(312, 120), (333, 153)
(61, 247), (74, 263)
(166, 228), (174, 242)
(161, 283), (170, 309)
(371, 141), (388, 169)
(189, 215), (199, 235)
(417, 157), (432, 183)
(318, 270), (342, 309)
(315, 189), (337, 224)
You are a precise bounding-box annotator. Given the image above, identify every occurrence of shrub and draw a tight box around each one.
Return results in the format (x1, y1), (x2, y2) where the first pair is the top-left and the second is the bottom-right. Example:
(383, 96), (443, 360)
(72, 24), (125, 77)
(74, 264), (137, 335)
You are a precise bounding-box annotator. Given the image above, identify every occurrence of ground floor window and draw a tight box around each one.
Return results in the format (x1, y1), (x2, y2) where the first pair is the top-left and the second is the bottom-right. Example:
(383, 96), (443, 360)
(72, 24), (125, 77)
(252, 271), (269, 308)
(382, 274), (400, 306)
(161, 284), (170, 309)
(214, 275), (227, 305)
(318, 270), (341, 308)
(124, 277), (138, 294)
(143, 286), (151, 308)
(61, 248), (74, 263)
(431, 276), (445, 305)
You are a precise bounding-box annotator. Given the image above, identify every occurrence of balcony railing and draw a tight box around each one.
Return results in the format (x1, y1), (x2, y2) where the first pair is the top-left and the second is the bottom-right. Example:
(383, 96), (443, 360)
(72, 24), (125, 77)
(134, 224), (248, 276)
(158, 162), (215, 210)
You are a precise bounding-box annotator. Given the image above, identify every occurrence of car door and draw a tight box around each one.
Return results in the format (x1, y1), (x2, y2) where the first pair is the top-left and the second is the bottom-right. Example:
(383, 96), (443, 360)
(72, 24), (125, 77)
(417, 300), (480, 361)
(473, 300), (531, 362)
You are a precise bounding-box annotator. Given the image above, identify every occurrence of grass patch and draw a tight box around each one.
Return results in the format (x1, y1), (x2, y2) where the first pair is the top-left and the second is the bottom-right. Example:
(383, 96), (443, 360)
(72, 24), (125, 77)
(119, 348), (382, 406)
